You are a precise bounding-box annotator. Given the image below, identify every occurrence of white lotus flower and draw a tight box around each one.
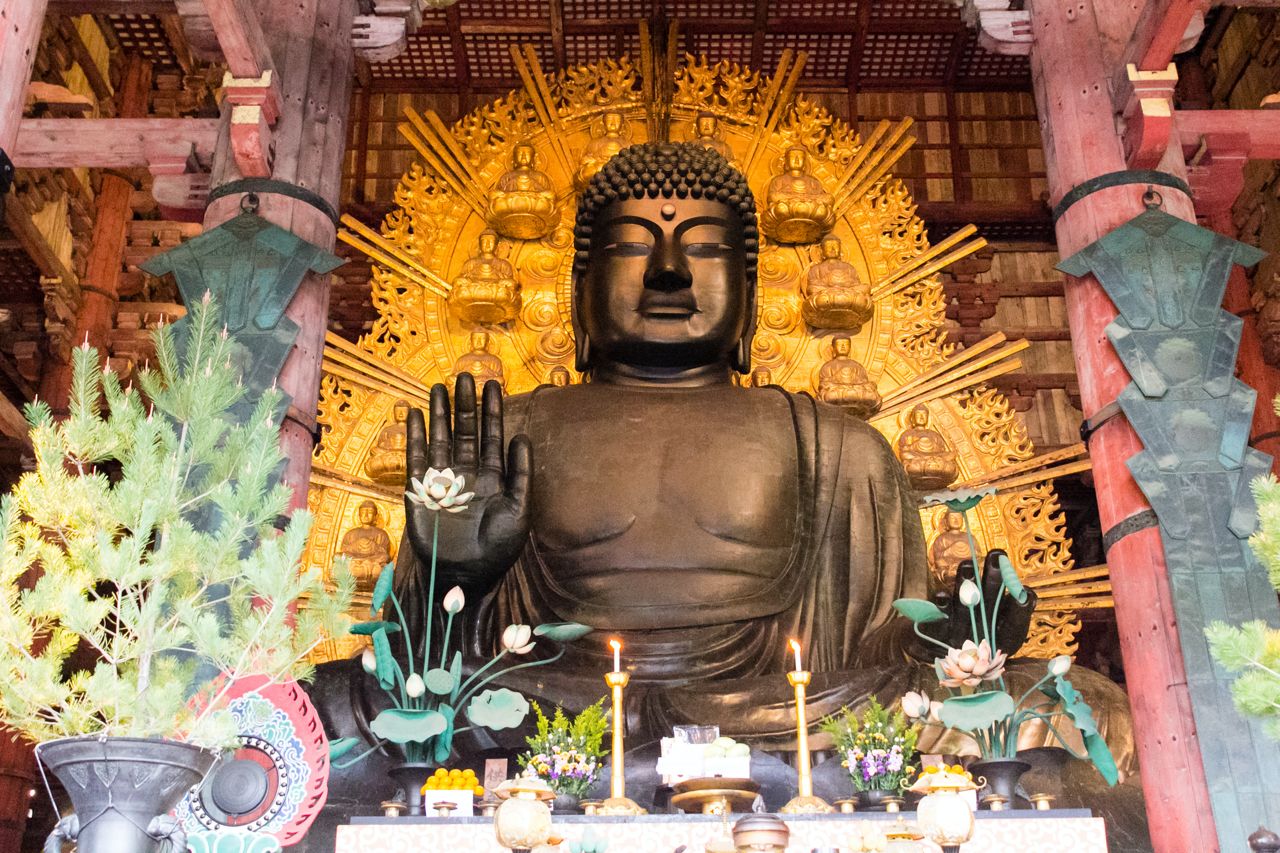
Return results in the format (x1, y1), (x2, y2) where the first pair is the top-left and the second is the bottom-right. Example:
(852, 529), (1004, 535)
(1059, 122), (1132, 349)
(939, 639), (1007, 688)
(901, 690), (931, 720)
(502, 624), (535, 655)
(443, 585), (466, 614)
(361, 646), (377, 674)
(405, 672), (426, 698)
(1048, 654), (1073, 677)
(958, 578), (981, 608)
(406, 467), (475, 513)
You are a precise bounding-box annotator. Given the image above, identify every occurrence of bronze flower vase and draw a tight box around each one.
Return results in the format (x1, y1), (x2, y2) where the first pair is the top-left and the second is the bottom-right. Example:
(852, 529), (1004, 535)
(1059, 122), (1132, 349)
(388, 762), (436, 816)
(969, 758), (1031, 809)
(37, 736), (217, 853)
(854, 788), (903, 812)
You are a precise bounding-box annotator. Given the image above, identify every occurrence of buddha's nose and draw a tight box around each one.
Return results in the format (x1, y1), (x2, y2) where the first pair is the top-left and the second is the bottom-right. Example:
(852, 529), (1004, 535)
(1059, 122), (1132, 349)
(644, 237), (692, 292)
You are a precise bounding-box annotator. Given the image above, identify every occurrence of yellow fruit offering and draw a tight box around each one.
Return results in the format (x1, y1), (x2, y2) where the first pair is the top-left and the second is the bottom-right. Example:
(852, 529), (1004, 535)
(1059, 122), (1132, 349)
(473, 785), (485, 797)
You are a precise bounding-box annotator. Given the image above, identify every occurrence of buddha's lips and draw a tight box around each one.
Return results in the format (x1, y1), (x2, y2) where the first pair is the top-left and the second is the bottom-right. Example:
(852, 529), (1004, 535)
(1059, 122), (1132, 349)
(638, 290), (698, 318)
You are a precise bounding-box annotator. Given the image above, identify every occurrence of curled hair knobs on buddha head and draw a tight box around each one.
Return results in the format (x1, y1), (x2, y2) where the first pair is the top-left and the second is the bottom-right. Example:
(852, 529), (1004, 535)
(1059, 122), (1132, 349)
(571, 141), (760, 374)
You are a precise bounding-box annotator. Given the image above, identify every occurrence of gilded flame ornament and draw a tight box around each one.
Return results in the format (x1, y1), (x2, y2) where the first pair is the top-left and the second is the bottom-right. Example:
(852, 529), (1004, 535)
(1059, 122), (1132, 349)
(316, 46), (1095, 663)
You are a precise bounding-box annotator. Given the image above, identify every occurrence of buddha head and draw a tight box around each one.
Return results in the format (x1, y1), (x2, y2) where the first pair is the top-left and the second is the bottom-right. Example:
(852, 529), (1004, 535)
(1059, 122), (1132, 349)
(512, 142), (536, 170)
(832, 335), (852, 358)
(572, 142), (759, 376)
(357, 499), (378, 526)
(820, 235), (843, 261)
(603, 111), (624, 136)
(549, 365), (571, 387)
(478, 230), (499, 256)
(752, 367), (773, 387)
(909, 403), (930, 428)
(471, 330), (491, 352)
(393, 398), (410, 423)
(785, 146), (808, 173)
(695, 112), (719, 140)
(939, 509), (965, 533)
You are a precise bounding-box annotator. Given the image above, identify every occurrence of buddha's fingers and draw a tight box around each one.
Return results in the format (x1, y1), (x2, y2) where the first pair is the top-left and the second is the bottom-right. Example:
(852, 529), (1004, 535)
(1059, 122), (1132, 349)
(505, 434), (532, 515)
(406, 407), (429, 484)
(454, 373), (479, 470)
(480, 380), (505, 476)
(429, 383), (453, 470)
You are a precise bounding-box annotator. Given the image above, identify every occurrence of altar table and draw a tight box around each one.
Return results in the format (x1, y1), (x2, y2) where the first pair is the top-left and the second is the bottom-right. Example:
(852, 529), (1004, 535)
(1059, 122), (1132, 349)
(336, 809), (1109, 851)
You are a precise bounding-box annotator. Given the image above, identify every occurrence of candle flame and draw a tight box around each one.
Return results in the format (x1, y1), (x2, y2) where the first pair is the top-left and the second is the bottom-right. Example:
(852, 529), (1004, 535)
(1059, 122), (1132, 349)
(609, 638), (621, 652)
(788, 639), (800, 653)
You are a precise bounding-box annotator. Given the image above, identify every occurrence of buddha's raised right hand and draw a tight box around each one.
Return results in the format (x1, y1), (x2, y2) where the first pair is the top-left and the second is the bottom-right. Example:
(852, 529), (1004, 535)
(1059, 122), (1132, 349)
(405, 373), (532, 593)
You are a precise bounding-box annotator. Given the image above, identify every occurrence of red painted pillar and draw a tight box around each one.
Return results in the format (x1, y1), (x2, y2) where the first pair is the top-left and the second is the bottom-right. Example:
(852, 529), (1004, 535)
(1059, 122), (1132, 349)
(1026, 1), (1220, 851)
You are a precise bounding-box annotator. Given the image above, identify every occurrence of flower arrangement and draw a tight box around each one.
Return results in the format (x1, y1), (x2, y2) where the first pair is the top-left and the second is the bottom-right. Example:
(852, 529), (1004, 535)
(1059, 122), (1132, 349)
(819, 697), (920, 793)
(891, 489), (1118, 784)
(0, 295), (353, 749)
(520, 698), (608, 798)
(329, 468), (592, 768)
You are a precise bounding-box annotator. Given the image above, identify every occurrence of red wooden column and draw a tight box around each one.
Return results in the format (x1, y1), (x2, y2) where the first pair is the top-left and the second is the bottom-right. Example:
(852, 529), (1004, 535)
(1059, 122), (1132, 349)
(39, 56), (152, 411)
(201, 0), (354, 508)
(1025, 1), (1219, 851)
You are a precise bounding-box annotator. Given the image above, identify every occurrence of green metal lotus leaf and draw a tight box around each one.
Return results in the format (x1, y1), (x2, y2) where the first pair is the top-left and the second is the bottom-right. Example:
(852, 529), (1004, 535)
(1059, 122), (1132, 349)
(371, 627), (397, 692)
(467, 687), (530, 731)
(424, 667), (456, 695)
(433, 703), (457, 764)
(1049, 673), (1118, 785)
(188, 829), (282, 853)
(997, 552), (1029, 605)
(349, 620), (401, 636)
(449, 650), (463, 698)
(533, 622), (594, 641)
(938, 691), (1015, 733)
(328, 736), (362, 761)
(892, 598), (947, 624)
(370, 561), (396, 614)
(920, 486), (996, 514)
(370, 707), (448, 744)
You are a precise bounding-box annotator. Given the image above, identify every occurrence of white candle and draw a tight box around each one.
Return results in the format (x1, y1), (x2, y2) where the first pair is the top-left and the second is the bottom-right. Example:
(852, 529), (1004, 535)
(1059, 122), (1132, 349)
(610, 638), (621, 673)
(790, 638), (802, 672)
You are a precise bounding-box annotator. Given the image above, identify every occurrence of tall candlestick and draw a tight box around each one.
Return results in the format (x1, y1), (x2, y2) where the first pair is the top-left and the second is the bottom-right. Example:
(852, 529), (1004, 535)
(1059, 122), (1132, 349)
(599, 664), (645, 815)
(780, 667), (834, 814)
(789, 638), (802, 673)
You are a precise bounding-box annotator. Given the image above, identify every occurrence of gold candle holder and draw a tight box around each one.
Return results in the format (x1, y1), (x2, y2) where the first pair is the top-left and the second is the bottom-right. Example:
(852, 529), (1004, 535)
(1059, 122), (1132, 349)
(599, 670), (647, 815)
(780, 669), (834, 814)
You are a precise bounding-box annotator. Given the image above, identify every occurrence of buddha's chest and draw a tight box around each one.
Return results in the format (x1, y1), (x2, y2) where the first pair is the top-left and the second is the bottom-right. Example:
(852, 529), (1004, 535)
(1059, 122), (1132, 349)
(524, 388), (800, 556)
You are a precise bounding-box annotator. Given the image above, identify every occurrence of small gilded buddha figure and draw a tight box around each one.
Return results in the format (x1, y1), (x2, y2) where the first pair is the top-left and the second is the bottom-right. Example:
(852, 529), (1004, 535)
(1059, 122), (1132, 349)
(575, 111), (630, 189)
(816, 335), (880, 418)
(896, 403), (959, 491)
(547, 365), (572, 387)
(339, 500), (394, 590)
(928, 510), (973, 591)
(487, 142), (558, 241)
(751, 367), (774, 388)
(450, 230), (521, 324)
(802, 234), (873, 331)
(691, 112), (736, 166)
(761, 146), (835, 244)
(452, 330), (505, 389)
(365, 398), (411, 485)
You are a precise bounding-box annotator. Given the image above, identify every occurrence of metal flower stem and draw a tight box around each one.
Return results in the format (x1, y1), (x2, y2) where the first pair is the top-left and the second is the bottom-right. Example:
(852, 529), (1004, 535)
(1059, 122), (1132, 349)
(959, 505), (992, 646)
(423, 513), (440, 674)
(388, 590), (417, 700)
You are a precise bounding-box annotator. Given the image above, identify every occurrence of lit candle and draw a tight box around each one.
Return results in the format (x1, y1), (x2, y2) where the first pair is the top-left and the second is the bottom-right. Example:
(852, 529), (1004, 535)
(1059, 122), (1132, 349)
(610, 638), (621, 674)
(789, 638), (802, 673)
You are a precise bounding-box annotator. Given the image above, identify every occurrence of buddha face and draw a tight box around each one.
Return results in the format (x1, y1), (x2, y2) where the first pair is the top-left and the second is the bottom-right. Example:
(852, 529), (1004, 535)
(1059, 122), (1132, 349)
(358, 501), (377, 526)
(786, 147), (808, 172)
(513, 144), (535, 169)
(603, 112), (623, 135)
(821, 236), (842, 260)
(471, 331), (490, 351)
(909, 404), (929, 427)
(393, 399), (410, 422)
(832, 336), (852, 357)
(576, 196), (749, 372)
(696, 113), (717, 139)
(478, 230), (498, 255)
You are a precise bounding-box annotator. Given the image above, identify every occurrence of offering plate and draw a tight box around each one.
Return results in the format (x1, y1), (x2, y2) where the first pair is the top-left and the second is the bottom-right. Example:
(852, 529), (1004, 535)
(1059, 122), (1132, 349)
(670, 778), (760, 815)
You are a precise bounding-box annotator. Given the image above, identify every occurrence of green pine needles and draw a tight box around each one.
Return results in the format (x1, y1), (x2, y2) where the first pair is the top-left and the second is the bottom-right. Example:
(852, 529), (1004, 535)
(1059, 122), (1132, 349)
(0, 293), (352, 749)
(1207, 467), (1280, 739)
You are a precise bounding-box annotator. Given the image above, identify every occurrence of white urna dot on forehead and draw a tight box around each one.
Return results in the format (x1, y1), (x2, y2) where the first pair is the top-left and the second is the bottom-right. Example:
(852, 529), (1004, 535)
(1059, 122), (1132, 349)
(661, 203), (676, 220)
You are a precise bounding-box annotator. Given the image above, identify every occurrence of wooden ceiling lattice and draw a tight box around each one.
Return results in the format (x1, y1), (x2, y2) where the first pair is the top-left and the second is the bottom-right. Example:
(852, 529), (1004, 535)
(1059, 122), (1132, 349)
(103, 14), (182, 73)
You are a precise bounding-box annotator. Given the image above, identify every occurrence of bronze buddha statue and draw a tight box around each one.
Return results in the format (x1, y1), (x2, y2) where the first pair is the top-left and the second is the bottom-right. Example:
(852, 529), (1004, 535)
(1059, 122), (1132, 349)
(487, 142), (559, 241)
(691, 112), (736, 167)
(338, 499), (394, 590)
(450, 230), (521, 324)
(815, 335), (880, 417)
(576, 111), (631, 189)
(897, 403), (959, 491)
(802, 234), (873, 331)
(364, 398), (410, 485)
(312, 143), (1134, 805)
(451, 330), (505, 390)
(761, 146), (835, 245)
(928, 509), (973, 592)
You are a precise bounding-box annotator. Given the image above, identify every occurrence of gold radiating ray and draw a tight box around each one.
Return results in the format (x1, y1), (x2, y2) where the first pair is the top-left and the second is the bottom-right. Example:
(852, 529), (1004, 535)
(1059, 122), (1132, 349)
(322, 331), (434, 408)
(871, 231), (989, 303)
(952, 443), (1092, 494)
(1027, 564), (1110, 589)
(1028, 565), (1113, 612)
(873, 334), (1028, 421)
(876, 357), (1024, 422)
(398, 108), (490, 217)
(510, 44), (577, 179)
(882, 332), (1015, 405)
(833, 117), (914, 213)
(311, 466), (399, 502)
(742, 49), (807, 175)
(337, 215), (453, 299)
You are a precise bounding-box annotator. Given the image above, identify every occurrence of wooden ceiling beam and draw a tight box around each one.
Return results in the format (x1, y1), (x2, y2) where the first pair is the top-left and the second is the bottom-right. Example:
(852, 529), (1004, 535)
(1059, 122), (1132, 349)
(200, 0), (273, 79)
(549, 0), (566, 68)
(12, 117), (220, 168)
(47, 0), (174, 11)
(1121, 0), (1206, 73)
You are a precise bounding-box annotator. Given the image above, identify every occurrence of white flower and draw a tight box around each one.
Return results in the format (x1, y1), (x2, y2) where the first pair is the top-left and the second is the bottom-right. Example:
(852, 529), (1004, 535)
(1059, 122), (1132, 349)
(406, 467), (475, 513)
(502, 624), (536, 655)
(361, 646), (377, 674)
(443, 585), (466, 614)
(901, 690), (931, 720)
(405, 672), (426, 698)
(958, 578), (981, 608)
(1048, 654), (1073, 677)
(939, 639), (1007, 688)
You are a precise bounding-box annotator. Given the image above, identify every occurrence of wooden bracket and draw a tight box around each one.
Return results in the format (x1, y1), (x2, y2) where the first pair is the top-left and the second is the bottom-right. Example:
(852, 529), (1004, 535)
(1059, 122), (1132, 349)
(222, 70), (280, 179)
(353, 15), (408, 62)
(1119, 63), (1179, 169)
(1184, 132), (1250, 217)
(953, 1), (1032, 56)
